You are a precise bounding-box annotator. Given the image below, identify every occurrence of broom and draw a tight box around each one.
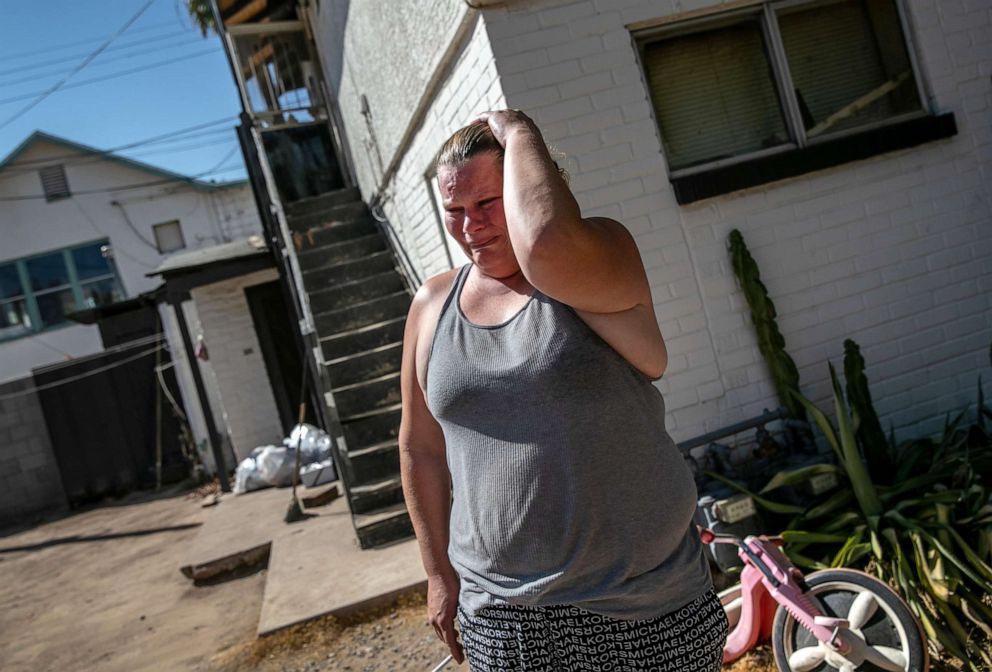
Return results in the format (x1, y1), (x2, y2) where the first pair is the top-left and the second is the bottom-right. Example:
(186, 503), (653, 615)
(285, 360), (310, 523)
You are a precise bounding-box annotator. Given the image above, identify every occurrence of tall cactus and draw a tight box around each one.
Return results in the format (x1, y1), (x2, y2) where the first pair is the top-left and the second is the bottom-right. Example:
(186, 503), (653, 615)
(728, 229), (806, 423)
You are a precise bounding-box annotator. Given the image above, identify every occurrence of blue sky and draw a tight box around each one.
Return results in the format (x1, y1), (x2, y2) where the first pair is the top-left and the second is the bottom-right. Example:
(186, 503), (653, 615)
(0, 0), (246, 182)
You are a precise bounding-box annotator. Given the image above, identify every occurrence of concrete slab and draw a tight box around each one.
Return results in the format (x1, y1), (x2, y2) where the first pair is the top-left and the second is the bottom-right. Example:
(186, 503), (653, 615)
(257, 493), (425, 636)
(179, 486), (294, 581)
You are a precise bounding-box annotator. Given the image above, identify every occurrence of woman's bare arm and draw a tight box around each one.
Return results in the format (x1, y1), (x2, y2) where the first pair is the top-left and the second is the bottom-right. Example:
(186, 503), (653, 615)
(478, 110), (653, 317)
(398, 284), (464, 664)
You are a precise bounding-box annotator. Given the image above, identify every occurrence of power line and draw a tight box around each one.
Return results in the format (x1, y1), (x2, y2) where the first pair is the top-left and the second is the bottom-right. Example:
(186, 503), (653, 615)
(0, 50), (220, 108)
(0, 342), (166, 401)
(0, 0), (158, 130)
(0, 20), (184, 62)
(0, 164), (247, 202)
(125, 137), (239, 159)
(2, 117), (237, 169)
(0, 30), (199, 78)
(0, 38), (207, 88)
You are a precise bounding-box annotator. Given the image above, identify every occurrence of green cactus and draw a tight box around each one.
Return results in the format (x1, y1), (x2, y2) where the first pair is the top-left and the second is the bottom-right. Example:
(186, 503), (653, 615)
(728, 229), (806, 423)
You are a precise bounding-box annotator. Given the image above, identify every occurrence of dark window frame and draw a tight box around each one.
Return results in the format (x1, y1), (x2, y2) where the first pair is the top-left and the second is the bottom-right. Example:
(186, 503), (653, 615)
(634, 0), (957, 204)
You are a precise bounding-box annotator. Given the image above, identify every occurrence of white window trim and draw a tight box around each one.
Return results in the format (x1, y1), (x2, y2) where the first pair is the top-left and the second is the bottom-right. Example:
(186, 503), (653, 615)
(634, 0), (933, 179)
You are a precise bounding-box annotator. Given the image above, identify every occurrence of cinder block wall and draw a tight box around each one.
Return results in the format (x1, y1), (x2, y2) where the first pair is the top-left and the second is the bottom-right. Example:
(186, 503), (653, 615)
(190, 269), (284, 462)
(0, 377), (67, 527)
(481, 0), (992, 441)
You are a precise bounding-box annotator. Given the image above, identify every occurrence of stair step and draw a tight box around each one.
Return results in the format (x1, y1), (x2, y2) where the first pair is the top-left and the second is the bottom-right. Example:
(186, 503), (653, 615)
(354, 505), (413, 550)
(349, 475), (404, 514)
(333, 372), (401, 418)
(315, 291), (410, 336)
(327, 342), (403, 388)
(348, 440), (400, 484)
(292, 217), (378, 249)
(303, 251), (395, 290)
(341, 404), (401, 449)
(285, 187), (362, 218)
(288, 201), (369, 233)
(320, 317), (406, 361)
(347, 438), (398, 459)
(309, 270), (406, 314)
(296, 233), (386, 266)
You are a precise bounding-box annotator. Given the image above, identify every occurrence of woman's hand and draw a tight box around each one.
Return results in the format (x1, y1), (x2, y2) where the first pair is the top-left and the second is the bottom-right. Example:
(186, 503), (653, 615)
(475, 109), (539, 148)
(427, 571), (464, 664)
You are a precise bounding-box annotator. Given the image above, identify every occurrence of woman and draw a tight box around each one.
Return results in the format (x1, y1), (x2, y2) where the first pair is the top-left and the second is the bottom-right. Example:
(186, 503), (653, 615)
(398, 110), (728, 671)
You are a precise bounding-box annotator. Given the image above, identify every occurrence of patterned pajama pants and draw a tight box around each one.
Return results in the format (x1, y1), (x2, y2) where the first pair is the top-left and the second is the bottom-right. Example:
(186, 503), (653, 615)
(457, 589), (728, 672)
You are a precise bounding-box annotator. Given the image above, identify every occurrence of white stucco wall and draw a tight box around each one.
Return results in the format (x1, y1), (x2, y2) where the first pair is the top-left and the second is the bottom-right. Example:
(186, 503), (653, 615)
(190, 268), (284, 462)
(308, 0), (473, 199)
(0, 138), (262, 381)
(480, 0), (991, 441)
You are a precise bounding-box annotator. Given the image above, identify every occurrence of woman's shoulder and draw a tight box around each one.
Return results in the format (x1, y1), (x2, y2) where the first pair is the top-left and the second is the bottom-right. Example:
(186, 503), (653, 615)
(408, 266), (463, 328)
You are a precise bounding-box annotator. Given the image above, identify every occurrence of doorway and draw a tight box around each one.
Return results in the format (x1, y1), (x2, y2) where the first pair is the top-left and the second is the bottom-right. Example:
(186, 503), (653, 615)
(245, 281), (315, 434)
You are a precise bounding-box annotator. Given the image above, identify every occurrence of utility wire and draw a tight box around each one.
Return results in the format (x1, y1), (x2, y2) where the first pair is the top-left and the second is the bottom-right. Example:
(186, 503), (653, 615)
(126, 136), (238, 159)
(0, 20), (182, 62)
(0, 164), (247, 202)
(0, 49), (220, 108)
(0, 0), (157, 130)
(0, 38), (206, 87)
(2, 117), (236, 168)
(0, 343), (165, 401)
(0, 30), (199, 77)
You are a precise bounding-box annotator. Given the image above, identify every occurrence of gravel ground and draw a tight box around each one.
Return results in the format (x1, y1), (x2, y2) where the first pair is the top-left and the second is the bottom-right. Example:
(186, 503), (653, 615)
(0, 484), (777, 672)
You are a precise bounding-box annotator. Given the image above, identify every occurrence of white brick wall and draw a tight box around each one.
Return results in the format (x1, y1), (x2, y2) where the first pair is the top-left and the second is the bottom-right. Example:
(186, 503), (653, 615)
(190, 268), (283, 462)
(481, 0), (992, 442)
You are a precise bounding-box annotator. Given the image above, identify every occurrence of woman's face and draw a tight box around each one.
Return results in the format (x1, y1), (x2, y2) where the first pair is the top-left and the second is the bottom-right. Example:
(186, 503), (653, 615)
(437, 152), (520, 278)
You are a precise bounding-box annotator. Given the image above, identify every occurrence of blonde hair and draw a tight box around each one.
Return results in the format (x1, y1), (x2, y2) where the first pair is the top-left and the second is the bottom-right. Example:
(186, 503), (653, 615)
(435, 121), (503, 172)
(435, 120), (569, 183)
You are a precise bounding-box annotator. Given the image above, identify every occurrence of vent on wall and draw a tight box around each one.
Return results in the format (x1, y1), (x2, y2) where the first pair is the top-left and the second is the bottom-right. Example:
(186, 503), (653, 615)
(39, 164), (70, 201)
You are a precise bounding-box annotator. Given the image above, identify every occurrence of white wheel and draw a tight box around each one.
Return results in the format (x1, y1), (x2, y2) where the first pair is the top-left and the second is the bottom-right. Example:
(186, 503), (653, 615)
(771, 569), (928, 672)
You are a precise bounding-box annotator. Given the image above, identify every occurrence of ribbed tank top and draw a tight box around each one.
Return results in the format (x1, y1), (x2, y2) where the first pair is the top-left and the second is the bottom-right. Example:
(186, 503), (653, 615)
(425, 264), (711, 620)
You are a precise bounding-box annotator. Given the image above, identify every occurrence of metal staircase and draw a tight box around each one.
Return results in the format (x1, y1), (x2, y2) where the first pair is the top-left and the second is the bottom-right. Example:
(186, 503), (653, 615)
(285, 188), (414, 549)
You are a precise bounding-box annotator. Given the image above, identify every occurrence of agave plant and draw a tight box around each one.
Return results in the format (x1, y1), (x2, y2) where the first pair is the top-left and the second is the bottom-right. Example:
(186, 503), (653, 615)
(719, 341), (992, 670)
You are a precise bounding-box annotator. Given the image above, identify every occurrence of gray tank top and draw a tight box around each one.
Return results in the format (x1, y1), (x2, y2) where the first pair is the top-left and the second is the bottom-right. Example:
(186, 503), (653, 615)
(425, 264), (711, 620)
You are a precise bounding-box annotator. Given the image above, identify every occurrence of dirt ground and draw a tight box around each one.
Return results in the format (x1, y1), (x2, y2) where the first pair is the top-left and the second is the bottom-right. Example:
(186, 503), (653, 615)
(0, 485), (776, 672)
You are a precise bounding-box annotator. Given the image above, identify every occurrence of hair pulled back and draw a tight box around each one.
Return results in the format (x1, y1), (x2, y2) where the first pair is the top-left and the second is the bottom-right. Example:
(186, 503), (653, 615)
(435, 120), (503, 173)
(434, 119), (569, 182)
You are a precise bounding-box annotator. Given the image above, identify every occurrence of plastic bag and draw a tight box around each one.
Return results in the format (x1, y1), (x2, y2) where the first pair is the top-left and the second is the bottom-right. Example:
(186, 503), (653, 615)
(285, 423), (332, 463)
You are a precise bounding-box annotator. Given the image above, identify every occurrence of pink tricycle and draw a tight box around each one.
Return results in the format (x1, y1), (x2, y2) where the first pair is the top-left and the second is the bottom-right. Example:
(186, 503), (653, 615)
(703, 526), (930, 671)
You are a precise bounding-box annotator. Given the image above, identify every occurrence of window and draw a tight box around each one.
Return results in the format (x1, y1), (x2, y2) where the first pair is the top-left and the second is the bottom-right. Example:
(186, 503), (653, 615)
(39, 164), (71, 201)
(0, 241), (125, 340)
(637, 0), (955, 203)
(153, 220), (186, 254)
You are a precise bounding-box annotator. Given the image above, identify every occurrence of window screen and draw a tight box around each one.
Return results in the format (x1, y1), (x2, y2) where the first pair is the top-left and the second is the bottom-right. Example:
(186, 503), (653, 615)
(777, 0), (922, 139)
(39, 164), (71, 201)
(642, 17), (789, 171)
(153, 220), (186, 254)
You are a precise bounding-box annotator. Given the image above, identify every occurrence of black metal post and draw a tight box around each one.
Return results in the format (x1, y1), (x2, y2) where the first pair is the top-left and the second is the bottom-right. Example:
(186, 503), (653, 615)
(170, 296), (231, 492)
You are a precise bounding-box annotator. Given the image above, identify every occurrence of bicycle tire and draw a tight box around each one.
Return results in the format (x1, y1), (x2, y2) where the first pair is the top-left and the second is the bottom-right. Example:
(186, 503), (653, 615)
(771, 568), (928, 672)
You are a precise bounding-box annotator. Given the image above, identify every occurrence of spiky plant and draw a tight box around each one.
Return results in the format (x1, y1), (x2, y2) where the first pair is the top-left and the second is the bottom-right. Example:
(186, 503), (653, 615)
(728, 229), (806, 425)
